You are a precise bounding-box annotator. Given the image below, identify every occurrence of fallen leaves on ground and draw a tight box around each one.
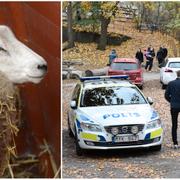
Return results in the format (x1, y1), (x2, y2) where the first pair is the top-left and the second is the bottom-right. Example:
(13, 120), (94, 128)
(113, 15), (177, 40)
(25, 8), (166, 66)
(63, 21), (178, 72)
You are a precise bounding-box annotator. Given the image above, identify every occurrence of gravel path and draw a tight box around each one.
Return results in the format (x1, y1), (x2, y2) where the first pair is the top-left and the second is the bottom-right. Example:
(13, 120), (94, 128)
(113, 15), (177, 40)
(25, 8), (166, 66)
(143, 72), (160, 81)
(62, 77), (180, 178)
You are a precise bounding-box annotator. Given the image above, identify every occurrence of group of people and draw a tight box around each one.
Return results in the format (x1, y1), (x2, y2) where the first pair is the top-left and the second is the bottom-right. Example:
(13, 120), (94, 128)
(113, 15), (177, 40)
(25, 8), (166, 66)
(135, 45), (168, 72)
(109, 46), (168, 72)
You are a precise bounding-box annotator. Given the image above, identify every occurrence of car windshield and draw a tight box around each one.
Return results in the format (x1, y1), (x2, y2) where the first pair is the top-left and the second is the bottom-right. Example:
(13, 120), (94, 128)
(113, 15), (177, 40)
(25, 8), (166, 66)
(168, 62), (180, 68)
(111, 62), (138, 70)
(80, 86), (147, 107)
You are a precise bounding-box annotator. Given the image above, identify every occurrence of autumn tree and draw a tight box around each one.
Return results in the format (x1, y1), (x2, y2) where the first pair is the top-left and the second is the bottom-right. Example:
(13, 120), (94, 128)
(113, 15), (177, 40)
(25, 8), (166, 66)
(165, 2), (180, 55)
(97, 2), (119, 50)
(81, 2), (120, 50)
(131, 2), (157, 32)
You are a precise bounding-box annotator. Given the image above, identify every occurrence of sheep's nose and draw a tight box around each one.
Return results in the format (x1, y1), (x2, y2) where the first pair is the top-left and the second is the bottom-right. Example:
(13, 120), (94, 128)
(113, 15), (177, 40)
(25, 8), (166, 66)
(37, 64), (47, 72)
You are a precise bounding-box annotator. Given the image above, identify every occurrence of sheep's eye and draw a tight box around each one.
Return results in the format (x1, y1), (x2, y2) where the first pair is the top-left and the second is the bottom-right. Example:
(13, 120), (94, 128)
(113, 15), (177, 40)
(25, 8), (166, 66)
(0, 47), (8, 53)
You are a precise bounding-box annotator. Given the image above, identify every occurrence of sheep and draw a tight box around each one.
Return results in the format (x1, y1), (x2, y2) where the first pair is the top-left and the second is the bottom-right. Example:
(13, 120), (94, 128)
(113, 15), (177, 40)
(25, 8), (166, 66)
(0, 25), (47, 176)
(0, 25), (47, 84)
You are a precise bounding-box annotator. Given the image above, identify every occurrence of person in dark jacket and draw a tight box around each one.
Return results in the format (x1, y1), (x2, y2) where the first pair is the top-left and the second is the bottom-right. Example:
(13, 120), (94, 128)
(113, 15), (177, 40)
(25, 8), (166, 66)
(145, 47), (155, 72)
(162, 46), (168, 60)
(156, 47), (164, 66)
(135, 48), (144, 64)
(165, 70), (180, 149)
(109, 49), (118, 64)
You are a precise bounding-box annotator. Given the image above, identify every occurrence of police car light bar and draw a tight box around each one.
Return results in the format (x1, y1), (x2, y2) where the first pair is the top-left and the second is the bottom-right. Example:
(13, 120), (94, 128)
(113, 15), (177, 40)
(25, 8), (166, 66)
(80, 75), (129, 82)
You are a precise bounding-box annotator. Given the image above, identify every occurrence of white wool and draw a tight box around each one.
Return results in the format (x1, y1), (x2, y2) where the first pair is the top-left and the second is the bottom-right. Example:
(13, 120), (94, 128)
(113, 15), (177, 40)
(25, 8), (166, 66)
(0, 25), (47, 84)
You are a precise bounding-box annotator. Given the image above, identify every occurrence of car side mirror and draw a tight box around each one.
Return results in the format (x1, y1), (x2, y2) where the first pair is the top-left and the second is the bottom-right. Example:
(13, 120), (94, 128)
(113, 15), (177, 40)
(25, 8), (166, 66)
(70, 100), (77, 109)
(147, 97), (153, 105)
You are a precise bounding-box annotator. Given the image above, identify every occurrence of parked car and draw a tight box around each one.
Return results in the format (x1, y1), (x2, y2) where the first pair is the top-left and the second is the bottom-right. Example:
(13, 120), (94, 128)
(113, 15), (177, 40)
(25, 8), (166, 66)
(160, 57), (180, 89)
(108, 58), (144, 89)
(68, 75), (163, 156)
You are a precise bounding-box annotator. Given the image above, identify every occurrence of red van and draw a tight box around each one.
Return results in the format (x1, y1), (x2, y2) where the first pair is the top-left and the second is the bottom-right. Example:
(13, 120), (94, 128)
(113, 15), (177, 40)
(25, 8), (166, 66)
(108, 58), (144, 89)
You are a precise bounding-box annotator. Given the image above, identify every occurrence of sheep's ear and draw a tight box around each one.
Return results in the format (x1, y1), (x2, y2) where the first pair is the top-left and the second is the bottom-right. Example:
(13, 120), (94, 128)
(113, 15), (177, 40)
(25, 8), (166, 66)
(0, 25), (16, 42)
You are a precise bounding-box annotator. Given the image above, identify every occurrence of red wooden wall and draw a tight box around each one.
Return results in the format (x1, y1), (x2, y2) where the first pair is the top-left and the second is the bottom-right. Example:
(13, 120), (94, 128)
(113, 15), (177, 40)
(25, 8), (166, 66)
(0, 2), (60, 177)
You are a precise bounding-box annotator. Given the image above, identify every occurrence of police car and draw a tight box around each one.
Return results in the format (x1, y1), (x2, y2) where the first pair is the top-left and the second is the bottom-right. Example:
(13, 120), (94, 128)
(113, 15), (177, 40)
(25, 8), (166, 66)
(68, 75), (163, 155)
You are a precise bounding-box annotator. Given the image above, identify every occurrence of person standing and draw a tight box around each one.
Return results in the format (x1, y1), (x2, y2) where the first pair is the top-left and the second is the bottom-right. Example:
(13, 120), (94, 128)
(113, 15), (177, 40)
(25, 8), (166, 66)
(162, 46), (168, 60)
(165, 70), (180, 149)
(145, 47), (151, 71)
(109, 49), (118, 65)
(135, 48), (144, 64)
(145, 47), (155, 72)
(156, 47), (164, 66)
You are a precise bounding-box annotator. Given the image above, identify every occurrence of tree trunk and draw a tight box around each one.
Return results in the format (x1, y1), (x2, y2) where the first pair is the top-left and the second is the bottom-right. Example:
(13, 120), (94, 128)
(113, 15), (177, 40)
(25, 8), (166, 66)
(156, 2), (161, 27)
(67, 2), (75, 48)
(139, 3), (145, 32)
(97, 16), (110, 50)
(85, 67), (109, 76)
(175, 30), (180, 56)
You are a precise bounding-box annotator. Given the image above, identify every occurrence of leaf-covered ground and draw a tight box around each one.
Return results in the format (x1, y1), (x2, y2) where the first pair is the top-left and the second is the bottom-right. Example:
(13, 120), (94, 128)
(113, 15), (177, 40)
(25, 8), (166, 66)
(63, 22), (178, 71)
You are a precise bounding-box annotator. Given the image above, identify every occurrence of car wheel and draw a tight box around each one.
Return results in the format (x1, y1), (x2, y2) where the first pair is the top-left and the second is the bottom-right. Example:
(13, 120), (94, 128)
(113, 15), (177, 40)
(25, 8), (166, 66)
(67, 114), (74, 138)
(150, 145), (162, 151)
(75, 128), (83, 156)
(139, 85), (143, 90)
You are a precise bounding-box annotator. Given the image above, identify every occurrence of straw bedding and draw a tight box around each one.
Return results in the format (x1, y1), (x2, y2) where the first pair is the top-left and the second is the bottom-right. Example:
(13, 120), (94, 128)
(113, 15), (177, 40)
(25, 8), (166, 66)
(0, 73), (21, 176)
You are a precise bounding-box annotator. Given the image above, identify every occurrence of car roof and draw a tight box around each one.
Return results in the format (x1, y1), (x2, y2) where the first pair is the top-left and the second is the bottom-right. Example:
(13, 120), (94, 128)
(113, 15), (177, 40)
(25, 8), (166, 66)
(113, 58), (137, 63)
(167, 58), (180, 62)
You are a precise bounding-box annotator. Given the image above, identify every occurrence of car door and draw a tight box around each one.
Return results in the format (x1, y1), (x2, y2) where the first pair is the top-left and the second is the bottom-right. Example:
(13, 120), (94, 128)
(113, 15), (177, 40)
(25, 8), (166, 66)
(69, 84), (81, 132)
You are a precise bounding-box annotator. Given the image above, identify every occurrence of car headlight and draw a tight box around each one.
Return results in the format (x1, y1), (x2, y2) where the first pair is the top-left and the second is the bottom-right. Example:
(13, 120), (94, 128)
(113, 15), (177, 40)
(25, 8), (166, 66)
(80, 122), (102, 132)
(146, 119), (161, 129)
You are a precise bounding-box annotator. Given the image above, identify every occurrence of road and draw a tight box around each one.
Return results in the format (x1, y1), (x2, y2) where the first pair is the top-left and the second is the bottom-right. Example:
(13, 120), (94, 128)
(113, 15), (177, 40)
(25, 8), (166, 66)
(62, 74), (180, 178)
(143, 72), (160, 81)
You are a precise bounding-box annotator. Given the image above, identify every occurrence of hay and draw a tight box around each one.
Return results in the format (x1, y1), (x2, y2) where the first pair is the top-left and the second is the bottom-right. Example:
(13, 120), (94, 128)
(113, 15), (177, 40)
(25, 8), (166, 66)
(0, 73), (21, 176)
(3, 155), (40, 178)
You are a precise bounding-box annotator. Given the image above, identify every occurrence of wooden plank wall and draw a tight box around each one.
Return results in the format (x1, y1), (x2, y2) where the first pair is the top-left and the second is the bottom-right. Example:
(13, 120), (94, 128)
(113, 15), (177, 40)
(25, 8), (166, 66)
(0, 2), (60, 177)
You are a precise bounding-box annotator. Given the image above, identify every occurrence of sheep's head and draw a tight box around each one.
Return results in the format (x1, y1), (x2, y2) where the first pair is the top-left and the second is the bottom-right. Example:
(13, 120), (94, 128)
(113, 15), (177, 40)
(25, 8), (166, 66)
(0, 25), (47, 84)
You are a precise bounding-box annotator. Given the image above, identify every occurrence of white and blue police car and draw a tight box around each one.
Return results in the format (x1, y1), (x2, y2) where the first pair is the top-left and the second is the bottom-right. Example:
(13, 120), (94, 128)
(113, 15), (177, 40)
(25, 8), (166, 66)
(68, 75), (163, 156)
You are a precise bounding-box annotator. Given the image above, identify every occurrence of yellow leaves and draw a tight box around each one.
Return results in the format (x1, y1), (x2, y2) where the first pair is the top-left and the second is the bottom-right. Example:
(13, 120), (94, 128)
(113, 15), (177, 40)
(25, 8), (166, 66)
(81, 2), (92, 12)
(80, 2), (122, 21)
(62, 2), (69, 10)
(160, 149), (180, 159)
(100, 2), (117, 19)
(64, 30), (171, 70)
(144, 2), (156, 11)
(73, 24), (100, 33)
(100, 2), (117, 11)
(124, 163), (164, 178)
(97, 162), (105, 172)
(115, 9), (123, 19)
